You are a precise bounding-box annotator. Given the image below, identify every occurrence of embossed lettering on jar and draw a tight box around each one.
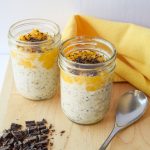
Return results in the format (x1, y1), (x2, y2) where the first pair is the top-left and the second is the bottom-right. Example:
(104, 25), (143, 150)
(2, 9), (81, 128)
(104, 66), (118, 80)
(8, 19), (61, 100)
(59, 36), (116, 124)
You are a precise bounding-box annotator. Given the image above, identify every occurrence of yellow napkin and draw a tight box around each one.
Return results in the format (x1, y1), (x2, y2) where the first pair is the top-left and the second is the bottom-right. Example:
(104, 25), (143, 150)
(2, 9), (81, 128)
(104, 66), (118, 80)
(62, 15), (150, 96)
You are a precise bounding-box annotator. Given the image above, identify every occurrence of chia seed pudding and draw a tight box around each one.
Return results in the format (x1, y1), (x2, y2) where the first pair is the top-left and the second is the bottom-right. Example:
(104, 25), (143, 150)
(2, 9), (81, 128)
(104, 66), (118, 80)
(59, 37), (116, 124)
(11, 51), (59, 100)
(8, 19), (61, 100)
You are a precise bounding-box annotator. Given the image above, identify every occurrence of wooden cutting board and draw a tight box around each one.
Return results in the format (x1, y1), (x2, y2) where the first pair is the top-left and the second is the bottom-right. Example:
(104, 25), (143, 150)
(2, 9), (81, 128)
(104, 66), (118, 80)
(0, 61), (150, 150)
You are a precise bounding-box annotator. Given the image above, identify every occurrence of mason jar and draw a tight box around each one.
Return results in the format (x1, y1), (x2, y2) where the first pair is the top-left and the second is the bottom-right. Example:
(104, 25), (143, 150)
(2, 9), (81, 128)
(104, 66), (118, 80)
(59, 36), (116, 124)
(8, 19), (61, 100)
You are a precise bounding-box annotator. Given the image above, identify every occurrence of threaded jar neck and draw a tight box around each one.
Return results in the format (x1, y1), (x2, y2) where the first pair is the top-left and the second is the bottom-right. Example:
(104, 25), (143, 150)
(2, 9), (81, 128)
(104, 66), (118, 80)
(59, 36), (116, 73)
(8, 18), (61, 47)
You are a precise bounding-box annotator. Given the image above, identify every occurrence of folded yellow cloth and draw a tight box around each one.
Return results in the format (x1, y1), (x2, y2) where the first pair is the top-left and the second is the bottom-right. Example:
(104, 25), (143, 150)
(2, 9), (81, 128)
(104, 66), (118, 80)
(62, 15), (150, 96)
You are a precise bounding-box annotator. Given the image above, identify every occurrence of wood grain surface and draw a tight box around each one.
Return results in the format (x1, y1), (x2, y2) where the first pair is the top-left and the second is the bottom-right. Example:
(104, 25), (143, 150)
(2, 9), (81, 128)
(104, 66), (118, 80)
(0, 62), (150, 150)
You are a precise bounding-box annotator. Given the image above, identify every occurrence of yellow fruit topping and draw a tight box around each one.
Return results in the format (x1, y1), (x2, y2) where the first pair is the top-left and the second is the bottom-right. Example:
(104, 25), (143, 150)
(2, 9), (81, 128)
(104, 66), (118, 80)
(38, 48), (58, 69)
(18, 29), (53, 53)
(61, 70), (111, 92)
(19, 29), (50, 42)
(11, 48), (58, 69)
(66, 49), (106, 64)
(11, 29), (58, 69)
(60, 49), (109, 91)
(19, 59), (34, 68)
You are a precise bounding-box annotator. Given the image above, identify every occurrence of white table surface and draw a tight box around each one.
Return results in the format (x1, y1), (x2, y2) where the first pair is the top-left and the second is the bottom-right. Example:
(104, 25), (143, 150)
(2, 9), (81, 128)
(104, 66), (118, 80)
(0, 54), (9, 90)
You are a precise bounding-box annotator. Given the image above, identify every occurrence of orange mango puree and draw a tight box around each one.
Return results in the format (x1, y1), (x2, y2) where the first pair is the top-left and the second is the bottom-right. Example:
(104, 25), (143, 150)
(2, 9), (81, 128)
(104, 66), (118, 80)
(11, 48), (58, 69)
(61, 70), (111, 92)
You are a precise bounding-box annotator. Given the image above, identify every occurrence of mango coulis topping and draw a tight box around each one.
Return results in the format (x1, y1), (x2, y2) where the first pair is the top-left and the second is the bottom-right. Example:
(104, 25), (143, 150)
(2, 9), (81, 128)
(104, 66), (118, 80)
(18, 29), (53, 53)
(11, 29), (58, 69)
(11, 48), (58, 69)
(61, 70), (111, 92)
(38, 48), (58, 69)
(19, 29), (50, 42)
(61, 50), (110, 91)
(66, 50), (106, 64)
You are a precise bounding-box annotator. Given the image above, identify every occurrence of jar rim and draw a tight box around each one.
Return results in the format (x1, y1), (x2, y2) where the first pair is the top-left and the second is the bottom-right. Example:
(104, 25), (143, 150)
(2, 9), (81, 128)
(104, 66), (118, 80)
(59, 36), (116, 69)
(8, 18), (60, 46)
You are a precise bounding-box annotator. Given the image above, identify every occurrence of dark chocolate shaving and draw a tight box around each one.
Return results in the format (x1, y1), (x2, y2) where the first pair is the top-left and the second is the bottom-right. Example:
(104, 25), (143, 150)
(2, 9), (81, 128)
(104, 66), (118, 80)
(60, 130), (66, 136)
(0, 119), (50, 150)
(0, 119), (66, 150)
(10, 123), (22, 131)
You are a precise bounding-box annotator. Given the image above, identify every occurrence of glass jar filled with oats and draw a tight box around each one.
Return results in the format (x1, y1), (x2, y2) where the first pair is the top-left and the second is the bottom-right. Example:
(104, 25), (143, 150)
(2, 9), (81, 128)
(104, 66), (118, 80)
(8, 19), (61, 100)
(59, 36), (116, 124)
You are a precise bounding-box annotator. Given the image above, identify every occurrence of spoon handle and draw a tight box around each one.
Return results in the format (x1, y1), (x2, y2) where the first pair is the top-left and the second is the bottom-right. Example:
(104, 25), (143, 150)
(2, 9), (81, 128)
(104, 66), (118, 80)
(99, 126), (121, 150)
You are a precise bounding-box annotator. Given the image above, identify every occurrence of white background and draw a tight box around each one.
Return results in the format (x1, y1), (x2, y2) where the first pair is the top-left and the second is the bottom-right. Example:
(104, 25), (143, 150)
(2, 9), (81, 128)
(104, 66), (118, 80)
(1, 0), (150, 54)
(0, 0), (150, 88)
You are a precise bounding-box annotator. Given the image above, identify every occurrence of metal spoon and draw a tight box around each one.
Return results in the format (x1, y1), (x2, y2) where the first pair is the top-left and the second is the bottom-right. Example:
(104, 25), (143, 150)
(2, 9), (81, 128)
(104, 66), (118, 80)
(99, 90), (149, 150)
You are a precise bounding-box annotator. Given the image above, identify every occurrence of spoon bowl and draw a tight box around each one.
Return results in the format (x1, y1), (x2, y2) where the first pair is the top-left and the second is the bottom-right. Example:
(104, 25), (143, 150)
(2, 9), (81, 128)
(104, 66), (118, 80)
(116, 90), (148, 127)
(99, 90), (149, 150)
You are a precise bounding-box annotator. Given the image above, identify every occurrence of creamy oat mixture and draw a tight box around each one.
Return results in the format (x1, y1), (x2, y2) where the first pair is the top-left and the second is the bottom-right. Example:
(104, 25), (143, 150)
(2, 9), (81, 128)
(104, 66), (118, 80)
(11, 29), (59, 100)
(60, 49), (112, 124)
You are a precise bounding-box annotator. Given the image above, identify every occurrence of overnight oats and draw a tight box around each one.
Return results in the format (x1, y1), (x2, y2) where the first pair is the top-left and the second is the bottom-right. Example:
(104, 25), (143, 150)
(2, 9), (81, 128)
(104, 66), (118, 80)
(8, 19), (61, 100)
(59, 37), (116, 124)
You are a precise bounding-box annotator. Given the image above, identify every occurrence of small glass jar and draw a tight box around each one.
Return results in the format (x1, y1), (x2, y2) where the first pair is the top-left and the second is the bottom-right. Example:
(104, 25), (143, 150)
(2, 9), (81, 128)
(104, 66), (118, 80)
(59, 36), (116, 124)
(8, 19), (61, 100)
